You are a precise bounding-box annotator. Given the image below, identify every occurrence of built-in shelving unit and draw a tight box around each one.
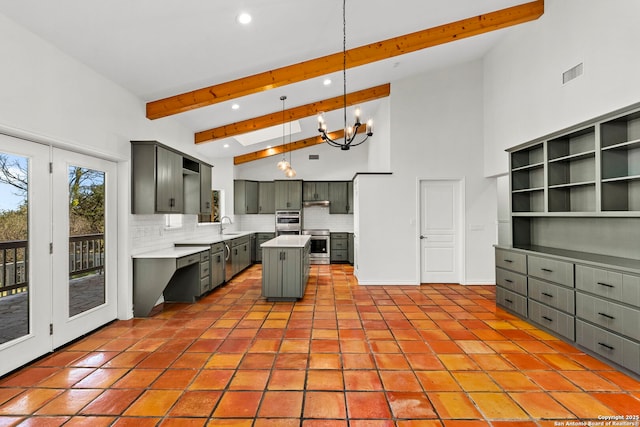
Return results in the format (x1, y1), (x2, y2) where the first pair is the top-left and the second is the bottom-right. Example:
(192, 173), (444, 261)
(498, 103), (640, 377)
(600, 111), (640, 212)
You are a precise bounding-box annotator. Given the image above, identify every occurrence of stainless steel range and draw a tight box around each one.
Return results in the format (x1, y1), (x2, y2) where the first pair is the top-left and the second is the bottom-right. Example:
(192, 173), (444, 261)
(302, 229), (330, 264)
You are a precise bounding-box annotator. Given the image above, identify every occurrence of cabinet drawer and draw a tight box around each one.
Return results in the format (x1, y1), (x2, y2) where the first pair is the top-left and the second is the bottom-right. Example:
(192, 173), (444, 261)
(200, 261), (210, 278)
(576, 320), (640, 374)
(211, 242), (225, 253)
(575, 265), (640, 308)
(176, 253), (200, 269)
(331, 250), (348, 262)
(200, 250), (210, 262)
(331, 232), (348, 239)
(576, 293), (640, 341)
(529, 277), (575, 315)
(232, 235), (250, 247)
(496, 268), (527, 296)
(331, 239), (348, 250)
(527, 255), (574, 287)
(496, 287), (527, 318)
(495, 249), (526, 274)
(528, 300), (575, 340)
(200, 277), (211, 294)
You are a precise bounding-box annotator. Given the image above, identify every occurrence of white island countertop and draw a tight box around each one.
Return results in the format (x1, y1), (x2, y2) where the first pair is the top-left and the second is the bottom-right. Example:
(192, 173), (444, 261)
(261, 235), (311, 248)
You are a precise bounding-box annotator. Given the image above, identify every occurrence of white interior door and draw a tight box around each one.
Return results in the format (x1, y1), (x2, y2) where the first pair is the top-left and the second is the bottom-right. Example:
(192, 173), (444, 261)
(0, 135), (51, 376)
(51, 148), (117, 347)
(420, 180), (462, 283)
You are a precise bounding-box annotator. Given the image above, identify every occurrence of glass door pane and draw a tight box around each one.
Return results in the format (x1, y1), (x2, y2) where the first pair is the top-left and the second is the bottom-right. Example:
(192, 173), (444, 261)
(0, 135), (51, 377)
(68, 166), (105, 317)
(0, 153), (29, 344)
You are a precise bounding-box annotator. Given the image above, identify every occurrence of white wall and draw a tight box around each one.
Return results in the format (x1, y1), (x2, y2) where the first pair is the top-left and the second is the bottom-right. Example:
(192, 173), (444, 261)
(483, 0), (640, 177)
(356, 60), (497, 285)
(0, 13), (196, 319)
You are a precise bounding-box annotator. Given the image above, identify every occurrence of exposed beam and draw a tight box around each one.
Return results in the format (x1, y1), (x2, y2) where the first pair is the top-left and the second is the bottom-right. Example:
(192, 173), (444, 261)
(234, 127), (365, 165)
(146, 0), (544, 120)
(195, 84), (390, 144)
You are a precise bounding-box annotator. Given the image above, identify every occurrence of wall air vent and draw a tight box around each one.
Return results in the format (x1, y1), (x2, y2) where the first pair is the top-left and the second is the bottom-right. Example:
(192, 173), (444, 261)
(562, 63), (583, 84)
(309, 154), (320, 160)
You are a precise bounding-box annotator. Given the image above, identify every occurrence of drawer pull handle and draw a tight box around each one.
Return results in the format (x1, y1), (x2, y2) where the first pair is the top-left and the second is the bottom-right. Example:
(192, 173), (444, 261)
(542, 316), (553, 322)
(598, 342), (615, 351)
(597, 282), (614, 288)
(598, 312), (615, 320)
(541, 292), (554, 298)
(504, 259), (513, 263)
(541, 268), (553, 273)
(504, 279), (513, 283)
(504, 298), (513, 304)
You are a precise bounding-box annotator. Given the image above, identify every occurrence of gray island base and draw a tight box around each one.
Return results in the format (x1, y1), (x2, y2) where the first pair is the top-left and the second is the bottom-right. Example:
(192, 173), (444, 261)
(261, 235), (311, 301)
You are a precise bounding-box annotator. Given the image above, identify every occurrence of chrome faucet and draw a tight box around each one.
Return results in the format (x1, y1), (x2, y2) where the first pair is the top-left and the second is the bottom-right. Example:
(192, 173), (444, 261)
(219, 216), (232, 235)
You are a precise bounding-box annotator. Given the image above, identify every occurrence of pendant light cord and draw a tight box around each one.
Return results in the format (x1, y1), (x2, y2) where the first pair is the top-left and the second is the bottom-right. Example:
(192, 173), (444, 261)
(342, 0), (347, 135)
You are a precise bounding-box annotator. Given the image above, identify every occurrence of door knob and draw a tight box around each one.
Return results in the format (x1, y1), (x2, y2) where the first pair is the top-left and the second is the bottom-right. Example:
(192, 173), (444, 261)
(420, 235), (427, 239)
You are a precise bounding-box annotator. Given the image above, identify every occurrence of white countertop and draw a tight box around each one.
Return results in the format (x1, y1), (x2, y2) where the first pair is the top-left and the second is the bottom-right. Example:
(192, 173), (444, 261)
(261, 235), (311, 248)
(132, 246), (208, 259)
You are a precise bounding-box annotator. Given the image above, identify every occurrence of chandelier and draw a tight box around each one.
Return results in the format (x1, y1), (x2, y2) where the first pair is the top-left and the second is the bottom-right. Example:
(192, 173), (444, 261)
(276, 95), (296, 177)
(317, 0), (373, 150)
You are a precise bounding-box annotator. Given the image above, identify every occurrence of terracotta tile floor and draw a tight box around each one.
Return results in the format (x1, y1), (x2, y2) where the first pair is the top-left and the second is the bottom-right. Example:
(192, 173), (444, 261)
(1, 264), (639, 426)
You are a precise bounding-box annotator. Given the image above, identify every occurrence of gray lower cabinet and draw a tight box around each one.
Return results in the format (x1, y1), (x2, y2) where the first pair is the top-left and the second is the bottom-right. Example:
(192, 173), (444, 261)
(331, 232), (349, 263)
(231, 235), (251, 276)
(254, 233), (275, 263)
(262, 243), (310, 301)
(495, 246), (640, 375)
(210, 242), (225, 289)
(199, 250), (211, 294)
(348, 233), (354, 264)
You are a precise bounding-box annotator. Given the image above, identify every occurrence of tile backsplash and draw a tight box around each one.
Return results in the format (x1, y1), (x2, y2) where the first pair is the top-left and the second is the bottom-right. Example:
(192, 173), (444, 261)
(131, 206), (353, 254)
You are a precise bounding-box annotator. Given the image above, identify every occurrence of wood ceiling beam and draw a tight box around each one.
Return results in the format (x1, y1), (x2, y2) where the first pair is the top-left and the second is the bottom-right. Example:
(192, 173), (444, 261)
(146, 0), (543, 120)
(234, 127), (365, 165)
(195, 84), (390, 144)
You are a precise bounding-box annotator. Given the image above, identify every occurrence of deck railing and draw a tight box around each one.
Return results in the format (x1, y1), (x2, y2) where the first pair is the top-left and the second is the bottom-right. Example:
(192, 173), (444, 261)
(0, 233), (104, 298)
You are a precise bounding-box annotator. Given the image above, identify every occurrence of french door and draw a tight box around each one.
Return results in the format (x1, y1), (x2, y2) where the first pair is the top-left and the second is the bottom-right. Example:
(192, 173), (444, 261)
(0, 135), (117, 376)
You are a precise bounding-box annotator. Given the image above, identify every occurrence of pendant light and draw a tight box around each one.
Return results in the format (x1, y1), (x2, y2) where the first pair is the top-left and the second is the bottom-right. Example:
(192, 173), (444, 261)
(276, 95), (290, 171)
(317, 0), (373, 150)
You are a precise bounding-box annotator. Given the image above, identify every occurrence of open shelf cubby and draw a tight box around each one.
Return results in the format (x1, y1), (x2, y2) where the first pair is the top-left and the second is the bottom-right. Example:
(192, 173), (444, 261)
(547, 126), (596, 161)
(511, 143), (544, 169)
(512, 189), (544, 213)
(548, 183), (596, 212)
(511, 165), (544, 191)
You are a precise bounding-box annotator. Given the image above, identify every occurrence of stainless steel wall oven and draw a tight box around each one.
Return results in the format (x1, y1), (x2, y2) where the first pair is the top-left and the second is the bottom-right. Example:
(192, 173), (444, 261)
(275, 210), (302, 236)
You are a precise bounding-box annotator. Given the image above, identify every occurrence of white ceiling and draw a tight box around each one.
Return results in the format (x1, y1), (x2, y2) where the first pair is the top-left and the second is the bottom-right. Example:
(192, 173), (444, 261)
(0, 0), (529, 160)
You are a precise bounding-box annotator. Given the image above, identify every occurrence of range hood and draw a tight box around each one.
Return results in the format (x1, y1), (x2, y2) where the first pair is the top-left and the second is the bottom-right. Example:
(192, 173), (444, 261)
(303, 200), (330, 207)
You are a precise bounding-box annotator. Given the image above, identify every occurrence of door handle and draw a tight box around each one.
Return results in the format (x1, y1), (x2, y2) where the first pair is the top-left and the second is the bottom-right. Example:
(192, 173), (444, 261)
(420, 235), (428, 239)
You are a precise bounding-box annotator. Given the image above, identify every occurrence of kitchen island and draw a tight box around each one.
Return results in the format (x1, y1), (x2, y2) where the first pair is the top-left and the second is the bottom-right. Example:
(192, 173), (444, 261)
(261, 235), (311, 301)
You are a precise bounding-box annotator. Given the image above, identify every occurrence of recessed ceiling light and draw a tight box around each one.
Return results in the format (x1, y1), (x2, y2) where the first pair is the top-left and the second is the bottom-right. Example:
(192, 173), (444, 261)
(237, 12), (252, 25)
(323, 78), (332, 86)
(223, 144), (230, 148)
(232, 103), (240, 110)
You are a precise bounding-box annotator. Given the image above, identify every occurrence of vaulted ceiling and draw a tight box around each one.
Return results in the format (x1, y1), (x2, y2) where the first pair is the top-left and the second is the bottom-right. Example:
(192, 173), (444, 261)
(0, 0), (543, 162)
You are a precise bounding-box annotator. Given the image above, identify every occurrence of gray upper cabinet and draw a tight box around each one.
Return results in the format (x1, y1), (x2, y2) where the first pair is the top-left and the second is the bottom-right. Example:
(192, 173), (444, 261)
(275, 180), (302, 210)
(131, 140), (213, 215)
(328, 181), (352, 214)
(200, 163), (212, 215)
(132, 141), (183, 214)
(303, 181), (329, 201)
(156, 146), (184, 213)
(234, 180), (259, 214)
(258, 181), (275, 214)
